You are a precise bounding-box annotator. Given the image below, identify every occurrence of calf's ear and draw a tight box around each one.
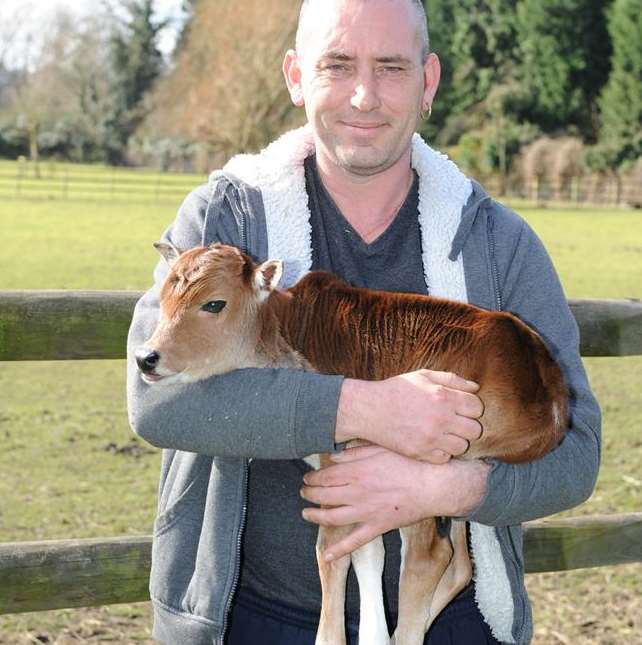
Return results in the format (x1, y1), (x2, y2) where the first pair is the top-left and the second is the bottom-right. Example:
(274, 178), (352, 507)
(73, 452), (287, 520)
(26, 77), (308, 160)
(253, 260), (283, 301)
(153, 241), (183, 267)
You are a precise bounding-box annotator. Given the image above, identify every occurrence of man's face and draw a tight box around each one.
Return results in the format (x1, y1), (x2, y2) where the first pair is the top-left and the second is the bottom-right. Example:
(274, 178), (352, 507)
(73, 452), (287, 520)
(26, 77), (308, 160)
(284, 0), (439, 177)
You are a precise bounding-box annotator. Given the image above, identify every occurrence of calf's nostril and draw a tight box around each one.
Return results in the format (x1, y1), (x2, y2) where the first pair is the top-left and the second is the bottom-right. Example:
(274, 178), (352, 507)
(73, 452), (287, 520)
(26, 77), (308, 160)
(136, 349), (160, 373)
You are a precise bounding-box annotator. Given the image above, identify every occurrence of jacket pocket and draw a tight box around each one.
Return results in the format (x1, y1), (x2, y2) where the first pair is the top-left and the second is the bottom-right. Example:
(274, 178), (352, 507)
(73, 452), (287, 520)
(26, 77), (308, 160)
(154, 477), (203, 536)
(150, 469), (208, 608)
(155, 452), (210, 536)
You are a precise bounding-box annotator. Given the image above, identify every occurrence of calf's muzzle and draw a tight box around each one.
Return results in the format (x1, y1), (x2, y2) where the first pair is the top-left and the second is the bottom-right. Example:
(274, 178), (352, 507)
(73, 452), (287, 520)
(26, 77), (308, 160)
(136, 348), (160, 374)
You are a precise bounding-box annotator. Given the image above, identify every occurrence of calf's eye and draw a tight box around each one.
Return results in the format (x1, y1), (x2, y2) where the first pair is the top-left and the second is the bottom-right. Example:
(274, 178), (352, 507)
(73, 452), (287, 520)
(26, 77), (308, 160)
(201, 300), (227, 314)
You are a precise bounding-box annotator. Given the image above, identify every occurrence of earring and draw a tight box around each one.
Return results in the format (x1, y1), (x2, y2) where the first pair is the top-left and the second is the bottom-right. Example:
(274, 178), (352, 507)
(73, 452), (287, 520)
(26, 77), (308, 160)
(420, 105), (432, 120)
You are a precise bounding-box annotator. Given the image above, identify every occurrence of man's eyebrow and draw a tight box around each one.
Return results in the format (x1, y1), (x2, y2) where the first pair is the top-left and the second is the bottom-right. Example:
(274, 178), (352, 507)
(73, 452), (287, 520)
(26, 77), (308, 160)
(320, 51), (355, 62)
(375, 55), (414, 65)
(319, 52), (414, 65)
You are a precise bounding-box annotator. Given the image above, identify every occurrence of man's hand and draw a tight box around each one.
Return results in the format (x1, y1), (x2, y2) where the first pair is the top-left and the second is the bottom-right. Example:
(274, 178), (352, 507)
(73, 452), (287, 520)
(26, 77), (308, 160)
(300, 445), (490, 561)
(335, 369), (484, 463)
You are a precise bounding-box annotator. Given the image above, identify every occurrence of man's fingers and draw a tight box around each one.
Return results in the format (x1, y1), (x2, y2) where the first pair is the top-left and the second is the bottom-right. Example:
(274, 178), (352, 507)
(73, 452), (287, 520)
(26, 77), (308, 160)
(322, 524), (380, 561)
(438, 433), (470, 457)
(425, 449), (451, 464)
(330, 445), (386, 462)
(302, 504), (357, 527)
(300, 484), (350, 506)
(420, 369), (479, 393)
(303, 465), (349, 487)
(452, 390), (484, 419)
(453, 416), (484, 442)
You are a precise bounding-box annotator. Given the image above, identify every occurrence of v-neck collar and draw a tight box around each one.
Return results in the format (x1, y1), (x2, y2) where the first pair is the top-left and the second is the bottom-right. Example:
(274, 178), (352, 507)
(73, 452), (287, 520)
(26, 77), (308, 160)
(307, 155), (419, 255)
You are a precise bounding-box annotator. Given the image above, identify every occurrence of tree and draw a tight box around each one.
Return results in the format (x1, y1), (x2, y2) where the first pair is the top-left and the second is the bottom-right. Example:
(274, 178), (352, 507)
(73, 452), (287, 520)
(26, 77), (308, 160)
(596, 0), (642, 166)
(422, 0), (526, 154)
(2, 9), (114, 164)
(142, 0), (302, 167)
(173, 0), (198, 55)
(9, 11), (82, 168)
(516, 0), (612, 140)
(102, 0), (166, 164)
(449, 0), (520, 118)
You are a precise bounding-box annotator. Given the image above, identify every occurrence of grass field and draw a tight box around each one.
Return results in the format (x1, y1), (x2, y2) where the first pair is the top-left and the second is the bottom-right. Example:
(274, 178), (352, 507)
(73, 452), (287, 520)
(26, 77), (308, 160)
(0, 182), (640, 644)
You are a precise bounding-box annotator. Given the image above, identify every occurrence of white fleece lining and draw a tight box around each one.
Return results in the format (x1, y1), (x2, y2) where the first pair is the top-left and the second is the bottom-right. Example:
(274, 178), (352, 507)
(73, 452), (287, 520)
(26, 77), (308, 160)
(211, 125), (516, 643)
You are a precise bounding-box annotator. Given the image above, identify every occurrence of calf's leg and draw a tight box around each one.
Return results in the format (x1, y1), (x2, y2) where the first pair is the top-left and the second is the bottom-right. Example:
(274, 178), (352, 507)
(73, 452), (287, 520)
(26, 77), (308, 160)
(392, 519), (453, 645)
(315, 523), (352, 645)
(351, 535), (389, 645)
(423, 520), (472, 634)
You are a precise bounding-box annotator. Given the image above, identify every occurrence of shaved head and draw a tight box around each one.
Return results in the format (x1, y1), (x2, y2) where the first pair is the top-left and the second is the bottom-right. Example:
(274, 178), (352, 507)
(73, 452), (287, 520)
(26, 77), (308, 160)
(295, 0), (430, 63)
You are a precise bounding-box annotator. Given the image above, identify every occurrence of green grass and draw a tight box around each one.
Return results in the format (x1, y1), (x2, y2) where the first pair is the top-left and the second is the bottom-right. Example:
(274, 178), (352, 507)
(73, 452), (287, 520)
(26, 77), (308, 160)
(506, 203), (642, 299)
(0, 200), (176, 290)
(0, 194), (641, 643)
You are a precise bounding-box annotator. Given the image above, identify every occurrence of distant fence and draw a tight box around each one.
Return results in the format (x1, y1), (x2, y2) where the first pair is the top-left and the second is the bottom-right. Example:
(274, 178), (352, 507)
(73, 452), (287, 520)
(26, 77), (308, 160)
(0, 291), (641, 614)
(0, 160), (205, 204)
(1, 159), (641, 207)
(481, 175), (642, 208)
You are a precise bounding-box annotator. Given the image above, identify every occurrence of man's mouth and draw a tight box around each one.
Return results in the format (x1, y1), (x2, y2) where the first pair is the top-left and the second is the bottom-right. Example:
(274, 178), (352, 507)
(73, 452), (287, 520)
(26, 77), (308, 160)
(341, 121), (386, 130)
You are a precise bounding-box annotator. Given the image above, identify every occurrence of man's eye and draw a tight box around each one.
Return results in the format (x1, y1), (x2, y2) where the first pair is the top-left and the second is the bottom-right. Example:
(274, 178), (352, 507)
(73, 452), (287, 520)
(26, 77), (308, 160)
(323, 63), (349, 73)
(201, 300), (227, 314)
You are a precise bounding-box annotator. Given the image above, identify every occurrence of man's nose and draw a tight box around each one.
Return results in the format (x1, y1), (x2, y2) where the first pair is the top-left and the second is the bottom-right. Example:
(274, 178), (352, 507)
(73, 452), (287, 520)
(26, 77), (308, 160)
(136, 348), (160, 373)
(350, 75), (381, 112)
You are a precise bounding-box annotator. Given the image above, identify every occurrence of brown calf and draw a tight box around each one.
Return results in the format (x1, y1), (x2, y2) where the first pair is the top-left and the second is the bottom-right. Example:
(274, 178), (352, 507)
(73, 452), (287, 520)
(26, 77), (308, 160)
(137, 242), (568, 645)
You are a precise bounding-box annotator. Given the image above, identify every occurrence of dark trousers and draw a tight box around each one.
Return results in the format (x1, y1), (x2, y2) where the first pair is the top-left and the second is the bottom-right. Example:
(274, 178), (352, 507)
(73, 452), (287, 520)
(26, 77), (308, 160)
(227, 586), (501, 644)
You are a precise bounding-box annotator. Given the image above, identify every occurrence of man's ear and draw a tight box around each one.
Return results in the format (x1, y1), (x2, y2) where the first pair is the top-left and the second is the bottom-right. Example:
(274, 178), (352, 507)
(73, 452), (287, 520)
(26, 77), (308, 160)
(153, 241), (183, 267)
(253, 260), (284, 301)
(283, 49), (305, 107)
(421, 52), (441, 111)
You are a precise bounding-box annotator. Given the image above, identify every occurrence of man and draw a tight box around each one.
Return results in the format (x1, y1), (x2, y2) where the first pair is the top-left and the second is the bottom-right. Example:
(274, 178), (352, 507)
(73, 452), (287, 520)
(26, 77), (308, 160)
(126, 1), (601, 643)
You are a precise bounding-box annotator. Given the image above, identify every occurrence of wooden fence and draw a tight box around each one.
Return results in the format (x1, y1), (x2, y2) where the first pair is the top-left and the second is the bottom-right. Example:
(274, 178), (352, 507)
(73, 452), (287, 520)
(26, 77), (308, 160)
(1, 158), (641, 207)
(0, 291), (641, 615)
(0, 162), (204, 204)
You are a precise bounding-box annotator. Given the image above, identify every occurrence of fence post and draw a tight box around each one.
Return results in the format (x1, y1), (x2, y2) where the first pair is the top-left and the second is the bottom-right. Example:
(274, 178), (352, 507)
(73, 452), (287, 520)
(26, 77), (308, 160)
(15, 156), (26, 197)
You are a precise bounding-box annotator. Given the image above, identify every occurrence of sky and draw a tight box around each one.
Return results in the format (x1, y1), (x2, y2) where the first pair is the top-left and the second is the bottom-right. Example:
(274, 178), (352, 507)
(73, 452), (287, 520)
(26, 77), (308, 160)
(0, 0), (187, 67)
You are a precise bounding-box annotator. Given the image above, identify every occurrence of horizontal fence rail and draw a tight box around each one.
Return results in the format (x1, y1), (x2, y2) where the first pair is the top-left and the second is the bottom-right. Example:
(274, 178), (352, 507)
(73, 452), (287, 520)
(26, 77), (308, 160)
(1, 514), (640, 615)
(0, 291), (641, 361)
(0, 166), (205, 204)
(1, 160), (641, 207)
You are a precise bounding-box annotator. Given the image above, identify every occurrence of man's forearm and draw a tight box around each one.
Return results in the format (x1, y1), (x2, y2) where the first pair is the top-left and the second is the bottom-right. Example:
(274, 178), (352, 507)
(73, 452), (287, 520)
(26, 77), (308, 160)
(443, 458), (490, 517)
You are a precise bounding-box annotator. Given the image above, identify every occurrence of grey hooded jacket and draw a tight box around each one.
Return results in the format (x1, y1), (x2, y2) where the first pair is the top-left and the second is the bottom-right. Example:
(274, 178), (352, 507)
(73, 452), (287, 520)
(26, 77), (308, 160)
(126, 137), (601, 645)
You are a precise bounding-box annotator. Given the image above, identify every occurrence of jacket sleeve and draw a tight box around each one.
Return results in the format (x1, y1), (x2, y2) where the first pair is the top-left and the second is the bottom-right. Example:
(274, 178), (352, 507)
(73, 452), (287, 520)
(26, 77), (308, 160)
(465, 208), (602, 526)
(126, 180), (343, 459)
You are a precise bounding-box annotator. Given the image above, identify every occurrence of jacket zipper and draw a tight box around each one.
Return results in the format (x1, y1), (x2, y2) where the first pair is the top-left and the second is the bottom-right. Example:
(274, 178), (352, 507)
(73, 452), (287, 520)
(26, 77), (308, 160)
(218, 459), (249, 644)
(238, 188), (248, 255)
(218, 190), (250, 643)
(487, 214), (503, 311)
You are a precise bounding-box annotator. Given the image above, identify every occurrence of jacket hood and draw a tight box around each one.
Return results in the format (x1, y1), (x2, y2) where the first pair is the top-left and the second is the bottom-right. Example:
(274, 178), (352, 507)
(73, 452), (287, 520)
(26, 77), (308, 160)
(449, 180), (494, 262)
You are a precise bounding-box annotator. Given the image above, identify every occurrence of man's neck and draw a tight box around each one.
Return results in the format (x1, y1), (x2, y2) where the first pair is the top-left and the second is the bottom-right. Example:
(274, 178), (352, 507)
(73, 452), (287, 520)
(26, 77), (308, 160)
(315, 150), (415, 244)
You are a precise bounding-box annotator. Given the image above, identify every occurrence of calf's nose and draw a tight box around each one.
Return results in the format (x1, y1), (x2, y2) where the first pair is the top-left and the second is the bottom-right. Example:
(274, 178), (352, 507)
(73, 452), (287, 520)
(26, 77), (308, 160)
(136, 348), (160, 373)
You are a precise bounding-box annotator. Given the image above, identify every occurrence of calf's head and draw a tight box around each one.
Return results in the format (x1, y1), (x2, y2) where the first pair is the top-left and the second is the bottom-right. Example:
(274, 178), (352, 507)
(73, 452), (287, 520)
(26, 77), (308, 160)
(136, 242), (282, 385)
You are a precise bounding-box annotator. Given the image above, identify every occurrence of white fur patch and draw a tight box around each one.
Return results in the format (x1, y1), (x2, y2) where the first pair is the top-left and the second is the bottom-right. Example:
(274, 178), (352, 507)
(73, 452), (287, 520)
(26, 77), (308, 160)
(303, 453), (321, 470)
(470, 523), (515, 642)
(351, 537), (389, 645)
